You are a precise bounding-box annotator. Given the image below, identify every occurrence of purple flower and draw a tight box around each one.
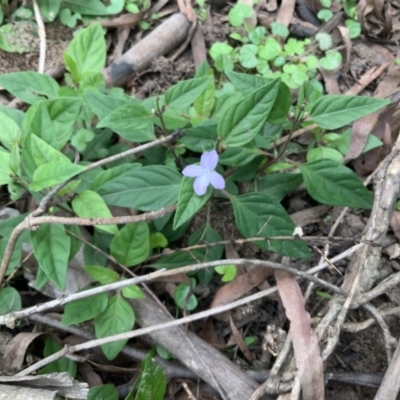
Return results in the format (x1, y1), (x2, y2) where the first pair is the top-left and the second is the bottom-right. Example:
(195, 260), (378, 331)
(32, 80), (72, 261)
(182, 150), (225, 196)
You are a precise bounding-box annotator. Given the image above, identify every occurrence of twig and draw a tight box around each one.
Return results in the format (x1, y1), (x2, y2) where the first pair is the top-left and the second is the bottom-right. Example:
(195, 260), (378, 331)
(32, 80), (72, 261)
(0, 205), (176, 289)
(362, 303), (397, 362)
(2, 234), (361, 327)
(0, 131), (184, 287)
(342, 306), (400, 332)
(15, 284), (282, 376)
(147, 235), (361, 261)
(375, 336), (400, 400)
(32, 0), (46, 73)
(28, 313), (198, 380)
(0, 257), (348, 327)
(317, 135), (400, 361)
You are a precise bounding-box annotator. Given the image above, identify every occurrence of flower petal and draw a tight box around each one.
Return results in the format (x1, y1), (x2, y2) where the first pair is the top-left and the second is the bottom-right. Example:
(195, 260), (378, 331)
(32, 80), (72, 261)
(200, 150), (218, 171)
(208, 171), (225, 190)
(193, 173), (209, 196)
(182, 164), (204, 177)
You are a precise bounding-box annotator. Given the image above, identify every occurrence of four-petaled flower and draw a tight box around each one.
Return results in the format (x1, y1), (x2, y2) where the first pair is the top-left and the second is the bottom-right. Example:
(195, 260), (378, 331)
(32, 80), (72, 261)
(182, 150), (225, 196)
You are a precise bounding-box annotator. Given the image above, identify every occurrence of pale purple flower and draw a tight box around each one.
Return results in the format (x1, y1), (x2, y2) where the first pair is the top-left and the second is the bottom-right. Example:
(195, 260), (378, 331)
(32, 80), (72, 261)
(182, 150), (225, 196)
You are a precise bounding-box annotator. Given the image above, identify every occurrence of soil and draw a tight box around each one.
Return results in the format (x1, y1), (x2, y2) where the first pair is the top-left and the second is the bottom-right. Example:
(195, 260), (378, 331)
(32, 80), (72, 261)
(1, 4), (400, 400)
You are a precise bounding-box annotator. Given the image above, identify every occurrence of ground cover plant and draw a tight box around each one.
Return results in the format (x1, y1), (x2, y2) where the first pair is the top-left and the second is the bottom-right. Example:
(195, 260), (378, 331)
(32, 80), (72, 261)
(1, 1), (400, 399)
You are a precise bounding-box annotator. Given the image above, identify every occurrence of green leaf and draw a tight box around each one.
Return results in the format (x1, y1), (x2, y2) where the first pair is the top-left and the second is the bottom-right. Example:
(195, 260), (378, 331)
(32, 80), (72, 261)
(62, 293), (108, 325)
(152, 251), (200, 270)
(135, 353), (167, 400)
(315, 32), (333, 51)
(85, 90), (131, 119)
(0, 112), (22, 148)
(64, 23), (106, 80)
(63, 0), (110, 15)
(98, 166), (182, 211)
(110, 222), (150, 266)
(91, 164), (141, 192)
(9, 145), (21, 175)
(29, 162), (86, 192)
(319, 51), (342, 70)
(228, 3), (253, 27)
(309, 95), (390, 130)
(307, 147), (343, 162)
(219, 143), (260, 166)
(40, 338), (77, 377)
(72, 190), (118, 235)
(215, 265), (237, 282)
(231, 193), (310, 258)
(255, 172), (303, 202)
(37, 0), (62, 22)
(88, 384), (118, 400)
(0, 71), (59, 104)
(95, 295), (135, 360)
(165, 77), (212, 109)
(31, 224), (70, 289)
(225, 71), (274, 96)
(179, 120), (217, 152)
(30, 134), (70, 167)
(0, 287), (22, 315)
(0, 104), (24, 128)
(300, 159), (374, 209)
(173, 177), (212, 230)
(345, 19), (361, 39)
(193, 74), (215, 118)
(258, 38), (281, 61)
(174, 280), (198, 311)
(0, 149), (12, 186)
(149, 232), (168, 248)
(271, 21), (289, 38)
(85, 265), (120, 284)
(218, 79), (280, 147)
(23, 97), (83, 149)
(96, 103), (155, 143)
(239, 44), (258, 69)
(122, 285), (145, 299)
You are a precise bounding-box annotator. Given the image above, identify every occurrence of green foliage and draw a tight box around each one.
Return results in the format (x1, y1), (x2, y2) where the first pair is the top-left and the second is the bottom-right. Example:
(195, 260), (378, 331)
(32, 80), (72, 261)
(62, 293), (108, 325)
(95, 295), (135, 360)
(0, 286), (22, 315)
(88, 384), (119, 400)
(30, 224), (70, 289)
(215, 265), (237, 282)
(209, 17), (345, 88)
(129, 352), (167, 400)
(40, 338), (77, 376)
(174, 278), (198, 311)
(0, 18), (391, 365)
(110, 222), (150, 266)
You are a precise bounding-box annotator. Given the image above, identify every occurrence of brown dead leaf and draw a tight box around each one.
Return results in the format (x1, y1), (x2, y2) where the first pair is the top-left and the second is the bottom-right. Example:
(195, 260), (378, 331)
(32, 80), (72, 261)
(319, 68), (340, 94)
(346, 63), (390, 96)
(229, 315), (254, 362)
(291, 205), (330, 227)
(352, 102), (399, 175)
(336, 26), (352, 74)
(177, 0), (196, 22)
(277, 0), (295, 27)
(374, 64), (400, 98)
(3, 332), (47, 373)
(210, 265), (273, 320)
(202, 317), (223, 347)
(345, 111), (381, 162)
(265, 0), (277, 12)
(98, 12), (145, 28)
(390, 211), (400, 242)
(275, 269), (324, 400)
